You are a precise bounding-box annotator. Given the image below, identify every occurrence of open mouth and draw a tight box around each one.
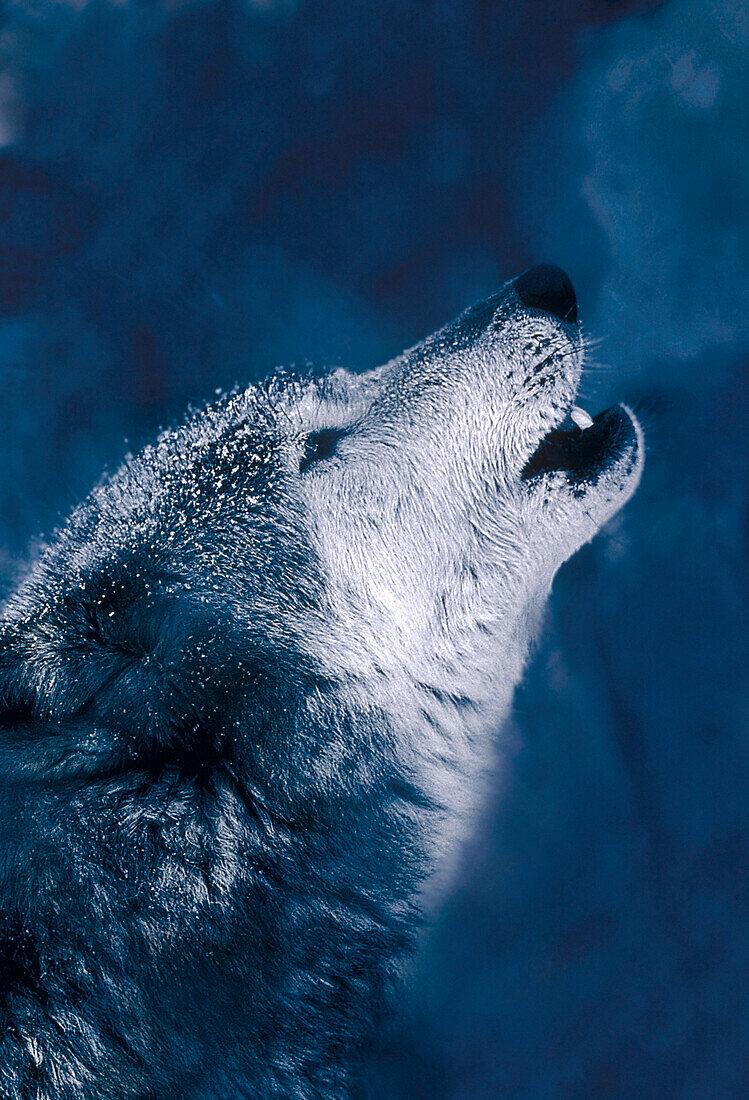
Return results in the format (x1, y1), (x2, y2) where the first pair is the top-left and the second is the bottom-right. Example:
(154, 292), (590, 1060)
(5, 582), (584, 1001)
(521, 404), (640, 491)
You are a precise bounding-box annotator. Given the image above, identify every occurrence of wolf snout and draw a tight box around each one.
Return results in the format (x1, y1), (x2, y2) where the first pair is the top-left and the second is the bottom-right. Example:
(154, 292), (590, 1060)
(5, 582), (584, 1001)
(514, 264), (578, 325)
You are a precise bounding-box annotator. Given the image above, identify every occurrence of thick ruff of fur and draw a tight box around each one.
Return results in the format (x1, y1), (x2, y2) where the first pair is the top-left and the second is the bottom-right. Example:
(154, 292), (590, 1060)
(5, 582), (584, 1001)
(0, 272), (642, 1098)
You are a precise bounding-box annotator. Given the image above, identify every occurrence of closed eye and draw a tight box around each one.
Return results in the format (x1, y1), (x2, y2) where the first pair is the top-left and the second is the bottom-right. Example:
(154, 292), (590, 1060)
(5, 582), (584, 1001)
(299, 428), (345, 473)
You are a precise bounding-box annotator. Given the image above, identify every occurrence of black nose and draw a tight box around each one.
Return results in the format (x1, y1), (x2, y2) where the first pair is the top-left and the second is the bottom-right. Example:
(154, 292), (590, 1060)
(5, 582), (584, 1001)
(514, 264), (578, 324)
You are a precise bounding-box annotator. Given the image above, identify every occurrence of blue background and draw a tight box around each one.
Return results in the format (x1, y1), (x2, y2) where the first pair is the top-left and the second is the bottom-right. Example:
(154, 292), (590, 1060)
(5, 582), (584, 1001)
(0, 1), (746, 1095)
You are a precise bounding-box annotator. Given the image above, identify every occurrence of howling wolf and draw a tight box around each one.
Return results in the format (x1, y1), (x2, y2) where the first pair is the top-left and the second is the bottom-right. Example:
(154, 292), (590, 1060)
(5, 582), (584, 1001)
(0, 266), (642, 1098)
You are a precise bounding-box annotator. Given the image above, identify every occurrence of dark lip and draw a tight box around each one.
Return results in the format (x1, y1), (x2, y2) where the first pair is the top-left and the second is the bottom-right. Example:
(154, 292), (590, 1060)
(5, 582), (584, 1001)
(521, 406), (638, 487)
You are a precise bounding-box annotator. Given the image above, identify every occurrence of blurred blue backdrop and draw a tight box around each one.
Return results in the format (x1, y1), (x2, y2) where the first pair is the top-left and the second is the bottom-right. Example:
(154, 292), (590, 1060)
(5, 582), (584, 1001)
(0, 1), (746, 1095)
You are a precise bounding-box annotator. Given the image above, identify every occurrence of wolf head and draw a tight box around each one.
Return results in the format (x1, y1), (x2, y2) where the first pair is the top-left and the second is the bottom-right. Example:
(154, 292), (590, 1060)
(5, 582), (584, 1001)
(287, 264), (642, 698)
(0, 266), (641, 782)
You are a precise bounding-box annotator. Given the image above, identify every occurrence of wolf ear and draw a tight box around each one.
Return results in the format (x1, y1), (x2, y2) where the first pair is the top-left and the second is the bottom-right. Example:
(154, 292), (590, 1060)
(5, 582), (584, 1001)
(0, 584), (242, 770)
(0, 564), (296, 776)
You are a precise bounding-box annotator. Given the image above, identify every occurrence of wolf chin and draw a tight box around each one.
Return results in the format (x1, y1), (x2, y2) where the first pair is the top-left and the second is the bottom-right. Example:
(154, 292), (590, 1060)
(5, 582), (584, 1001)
(0, 266), (641, 1098)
